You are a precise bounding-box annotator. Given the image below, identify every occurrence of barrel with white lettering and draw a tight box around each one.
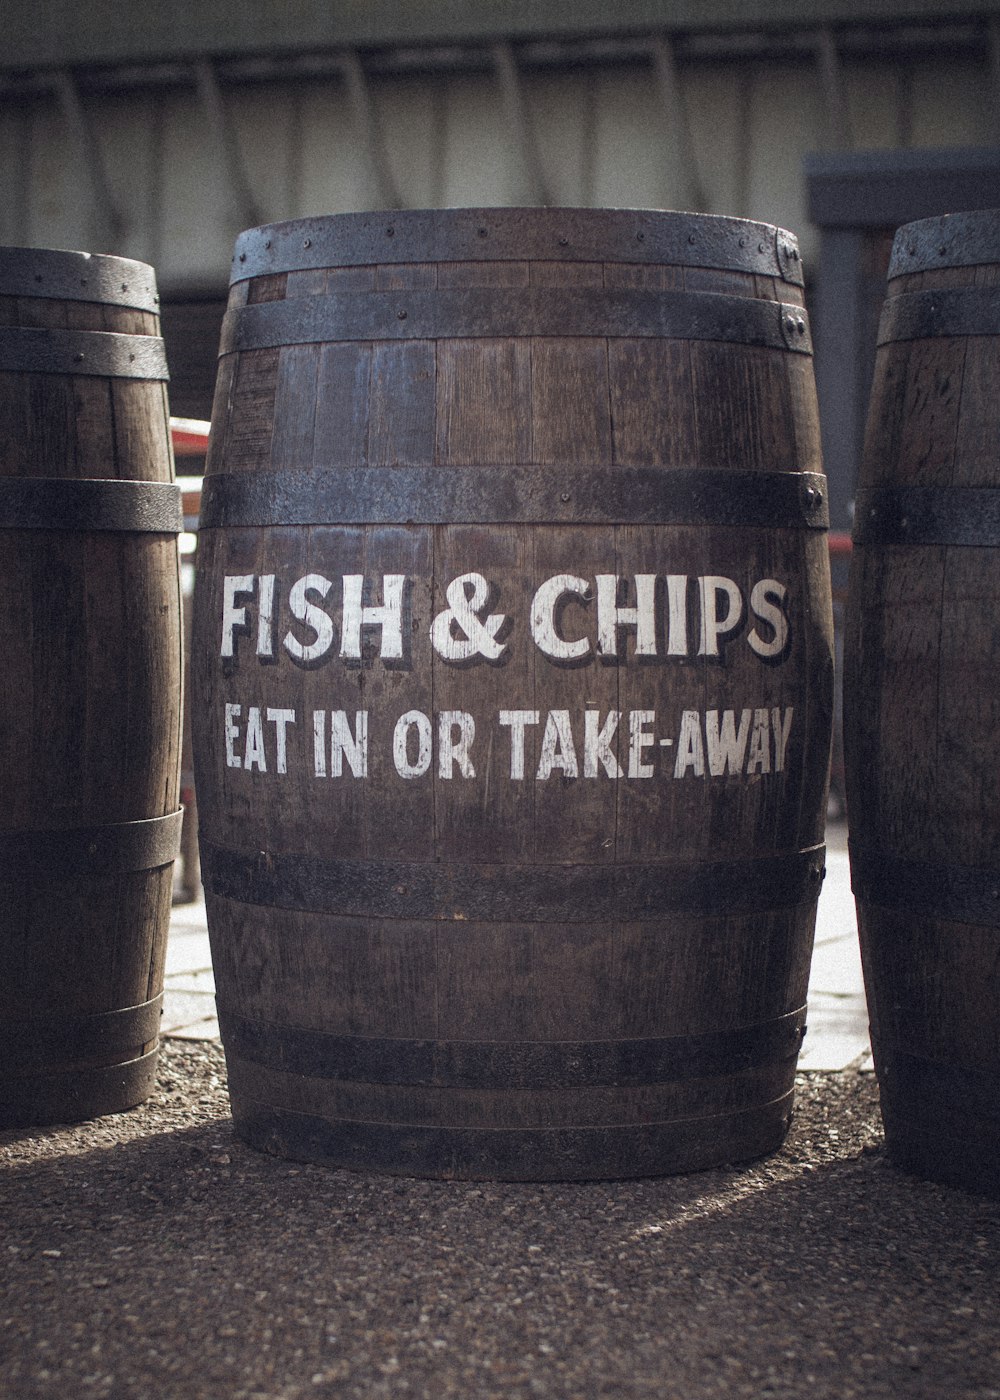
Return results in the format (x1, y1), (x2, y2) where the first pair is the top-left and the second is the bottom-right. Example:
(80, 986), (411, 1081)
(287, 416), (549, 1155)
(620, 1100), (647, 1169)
(844, 209), (1000, 1198)
(192, 208), (834, 1179)
(0, 247), (183, 1127)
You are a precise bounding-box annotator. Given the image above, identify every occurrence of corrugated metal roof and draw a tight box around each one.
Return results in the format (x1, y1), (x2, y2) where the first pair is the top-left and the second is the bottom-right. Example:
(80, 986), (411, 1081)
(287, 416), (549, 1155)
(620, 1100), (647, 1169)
(5, 0), (998, 71)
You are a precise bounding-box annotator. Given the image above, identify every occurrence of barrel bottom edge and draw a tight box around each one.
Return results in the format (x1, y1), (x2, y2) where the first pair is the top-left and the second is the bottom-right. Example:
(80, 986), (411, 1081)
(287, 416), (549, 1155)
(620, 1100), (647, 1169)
(229, 1093), (794, 1181)
(0, 1045), (160, 1129)
(883, 1124), (1000, 1201)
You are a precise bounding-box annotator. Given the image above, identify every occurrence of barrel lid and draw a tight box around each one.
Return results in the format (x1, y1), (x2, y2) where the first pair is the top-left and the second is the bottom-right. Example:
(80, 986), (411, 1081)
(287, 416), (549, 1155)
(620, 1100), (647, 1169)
(0, 246), (160, 313)
(888, 210), (1000, 280)
(231, 208), (804, 287)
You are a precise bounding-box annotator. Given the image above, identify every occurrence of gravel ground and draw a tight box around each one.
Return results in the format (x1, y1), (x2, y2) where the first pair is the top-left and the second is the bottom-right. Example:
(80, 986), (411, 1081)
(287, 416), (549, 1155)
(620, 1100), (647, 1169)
(2, 1042), (999, 1400)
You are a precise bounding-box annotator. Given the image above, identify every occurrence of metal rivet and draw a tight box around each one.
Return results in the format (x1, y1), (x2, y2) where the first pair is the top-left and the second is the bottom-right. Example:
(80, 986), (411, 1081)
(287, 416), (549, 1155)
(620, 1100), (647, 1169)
(477, 227), (488, 238)
(74, 353), (85, 362)
(759, 242), (766, 253)
(688, 233), (696, 244)
(397, 309), (407, 320)
(239, 253), (246, 262)
(939, 245), (947, 256)
(739, 236), (747, 248)
(560, 492), (571, 503)
(785, 316), (796, 332)
(386, 226), (395, 236)
(797, 318), (806, 334)
(558, 237), (569, 247)
(303, 238), (312, 248)
(264, 239), (272, 249)
(636, 232), (645, 242)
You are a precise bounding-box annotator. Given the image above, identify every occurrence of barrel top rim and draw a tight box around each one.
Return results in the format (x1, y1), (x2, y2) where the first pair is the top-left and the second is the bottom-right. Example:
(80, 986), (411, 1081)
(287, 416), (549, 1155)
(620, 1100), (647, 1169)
(230, 208), (804, 287)
(888, 209), (1000, 280)
(0, 245), (160, 312)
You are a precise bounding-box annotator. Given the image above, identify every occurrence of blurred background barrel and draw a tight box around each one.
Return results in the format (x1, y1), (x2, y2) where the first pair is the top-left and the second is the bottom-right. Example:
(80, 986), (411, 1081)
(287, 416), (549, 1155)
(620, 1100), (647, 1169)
(0, 247), (183, 1127)
(193, 208), (833, 1180)
(844, 209), (1000, 1198)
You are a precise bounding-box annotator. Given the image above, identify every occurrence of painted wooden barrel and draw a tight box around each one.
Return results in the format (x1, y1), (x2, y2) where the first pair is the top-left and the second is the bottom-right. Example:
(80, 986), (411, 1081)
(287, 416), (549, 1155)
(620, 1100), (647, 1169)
(0, 247), (184, 1127)
(844, 209), (1000, 1198)
(192, 208), (834, 1180)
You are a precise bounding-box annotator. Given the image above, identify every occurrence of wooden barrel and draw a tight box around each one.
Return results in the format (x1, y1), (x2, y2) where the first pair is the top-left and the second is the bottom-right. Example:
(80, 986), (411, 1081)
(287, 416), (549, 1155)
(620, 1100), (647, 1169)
(192, 208), (834, 1180)
(0, 247), (184, 1127)
(844, 209), (1000, 1198)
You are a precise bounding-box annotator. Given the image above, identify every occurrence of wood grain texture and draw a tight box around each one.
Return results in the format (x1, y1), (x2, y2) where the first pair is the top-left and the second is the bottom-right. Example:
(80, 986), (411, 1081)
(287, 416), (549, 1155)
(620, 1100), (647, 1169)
(193, 209), (831, 1179)
(0, 251), (182, 1128)
(844, 211), (1000, 1197)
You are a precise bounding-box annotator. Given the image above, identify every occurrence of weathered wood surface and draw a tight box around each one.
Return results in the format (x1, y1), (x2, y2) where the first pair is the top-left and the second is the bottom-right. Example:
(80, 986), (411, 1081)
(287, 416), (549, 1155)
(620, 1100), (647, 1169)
(193, 209), (833, 1179)
(0, 248), (183, 1127)
(844, 209), (1000, 1198)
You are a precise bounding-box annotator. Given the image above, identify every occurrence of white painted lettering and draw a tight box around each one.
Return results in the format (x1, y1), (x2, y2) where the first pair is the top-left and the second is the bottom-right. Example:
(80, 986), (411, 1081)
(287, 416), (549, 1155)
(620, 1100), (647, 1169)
(438, 711), (476, 779)
(431, 573), (506, 661)
(221, 575), (254, 658)
(244, 706), (267, 772)
(536, 710), (578, 779)
(772, 706), (794, 772)
(313, 710), (327, 777)
(748, 580), (790, 659)
(284, 574), (335, 663)
(266, 707), (295, 774)
(530, 574), (591, 660)
(393, 710), (433, 779)
(627, 710), (656, 778)
(224, 703), (242, 768)
(746, 708), (772, 774)
(698, 576), (744, 657)
(257, 574), (276, 659)
(665, 575), (689, 655)
(584, 710), (623, 778)
(499, 709), (540, 780)
(331, 710), (368, 778)
(705, 708), (752, 776)
(674, 710), (706, 777)
(340, 575), (405, 660)
(595, 575), (657, 657)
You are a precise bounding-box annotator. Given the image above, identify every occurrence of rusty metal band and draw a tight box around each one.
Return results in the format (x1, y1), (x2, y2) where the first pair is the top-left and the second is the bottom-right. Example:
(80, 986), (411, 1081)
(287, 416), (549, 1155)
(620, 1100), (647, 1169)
(888, 210), (1000, 280)
(0, 246), (160, 312)
(877, 287), (1000, 345)
(232, 209), (804, 285)
(0, 1047), (159, 1127)
(0, 995), (163, 1072)
(852, 486), (1000, 548)
(0, 326), (169, 379)
(219, 290), (813, 354)
(201, 841), (825, 923)
(217, 1006), (806, 1090)
(851, 844), (1000, 927)
(0, 810), (183, 879)
(199, 465), (830, 531)
(0, 478), (182, 533)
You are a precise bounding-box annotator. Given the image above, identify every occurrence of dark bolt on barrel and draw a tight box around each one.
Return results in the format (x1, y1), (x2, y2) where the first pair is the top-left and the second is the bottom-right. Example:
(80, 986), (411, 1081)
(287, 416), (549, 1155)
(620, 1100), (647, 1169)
(844, 209), (1000, 1198)
(0, 247), (183, 1128)
(192, 208), (834, 1180)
